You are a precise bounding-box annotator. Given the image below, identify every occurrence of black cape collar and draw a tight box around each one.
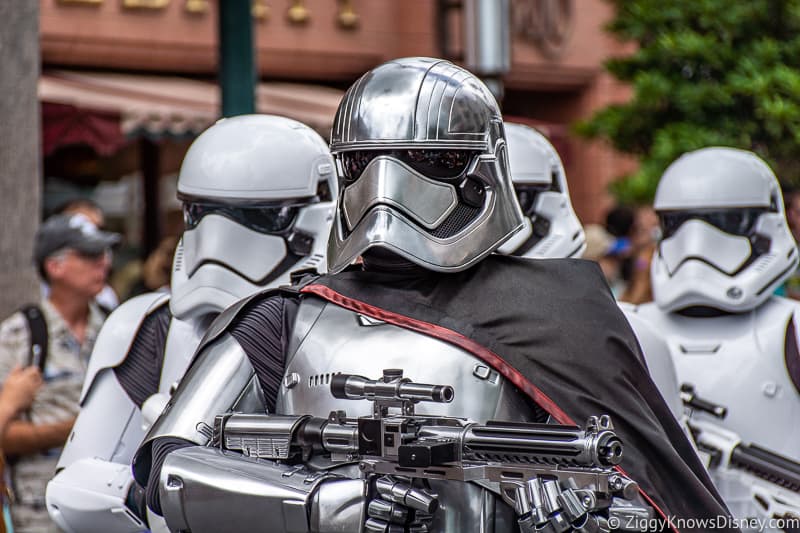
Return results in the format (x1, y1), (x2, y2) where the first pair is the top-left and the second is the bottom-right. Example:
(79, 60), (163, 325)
(301, 254), (738, 532)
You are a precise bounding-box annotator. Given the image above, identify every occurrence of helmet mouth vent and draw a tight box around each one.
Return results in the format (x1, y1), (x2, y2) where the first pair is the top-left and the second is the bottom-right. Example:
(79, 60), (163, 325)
(427, 203), (483, 238)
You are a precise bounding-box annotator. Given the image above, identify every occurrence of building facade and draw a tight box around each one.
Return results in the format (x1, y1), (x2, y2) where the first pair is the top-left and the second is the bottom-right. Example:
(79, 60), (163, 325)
(40, 0), (633, 232)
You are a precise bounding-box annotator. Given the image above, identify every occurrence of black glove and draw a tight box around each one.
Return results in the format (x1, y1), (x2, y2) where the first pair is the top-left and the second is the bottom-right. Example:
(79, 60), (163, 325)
(363, 476), (438, 533)
(515, 477), (609, 533)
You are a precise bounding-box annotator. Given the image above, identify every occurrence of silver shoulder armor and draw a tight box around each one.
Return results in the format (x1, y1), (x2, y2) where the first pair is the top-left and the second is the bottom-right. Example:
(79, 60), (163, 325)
(80, 292), (170, 403)
(140, 333), (255, 449)
(277, 298), (536, 424)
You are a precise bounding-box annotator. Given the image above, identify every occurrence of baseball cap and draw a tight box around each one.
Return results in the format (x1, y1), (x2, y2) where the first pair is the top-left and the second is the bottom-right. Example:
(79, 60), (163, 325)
(34, 213), (121, 265)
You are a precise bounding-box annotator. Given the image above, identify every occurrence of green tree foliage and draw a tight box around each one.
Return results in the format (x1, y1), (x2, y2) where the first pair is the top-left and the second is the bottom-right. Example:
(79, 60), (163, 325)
(578, 0), (800, 203)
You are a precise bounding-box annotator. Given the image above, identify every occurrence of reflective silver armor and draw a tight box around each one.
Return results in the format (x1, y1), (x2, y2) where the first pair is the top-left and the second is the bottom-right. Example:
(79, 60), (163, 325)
(276, 296), (537, 532)
(327, 57), (525, 274)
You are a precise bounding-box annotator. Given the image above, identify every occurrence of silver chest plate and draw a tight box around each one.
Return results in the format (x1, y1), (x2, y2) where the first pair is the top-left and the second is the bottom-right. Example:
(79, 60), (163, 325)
(276, 298), (536, 424)
(276, 297), (538, 533)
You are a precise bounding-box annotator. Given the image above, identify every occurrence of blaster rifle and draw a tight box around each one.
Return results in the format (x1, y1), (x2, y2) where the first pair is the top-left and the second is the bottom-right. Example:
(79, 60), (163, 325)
(212, 369), (650, 531)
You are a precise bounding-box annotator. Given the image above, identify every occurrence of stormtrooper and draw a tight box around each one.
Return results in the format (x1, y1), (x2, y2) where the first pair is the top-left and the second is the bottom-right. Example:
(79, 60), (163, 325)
(498, 122), (586, 260)
(131, 58), (735, 533)
(45, 114), (338, 533)
(624, 147), (800, 530)
(500, 123), (683, 419)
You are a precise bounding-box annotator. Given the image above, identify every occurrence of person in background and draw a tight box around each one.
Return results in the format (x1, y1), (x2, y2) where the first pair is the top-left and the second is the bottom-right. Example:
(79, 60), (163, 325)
(0, 213), (118, 533)
(117, 235), (179, 300)
(779, 186), (800, 299)
(0, 366), (45, 533)
(52, 199), (119, 311)
(619, 205), (660, 304)
(582, 223), (620, 285)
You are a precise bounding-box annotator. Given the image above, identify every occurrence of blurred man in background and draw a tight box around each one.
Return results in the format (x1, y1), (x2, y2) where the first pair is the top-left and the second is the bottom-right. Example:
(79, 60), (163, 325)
(0, 213), (118, 533)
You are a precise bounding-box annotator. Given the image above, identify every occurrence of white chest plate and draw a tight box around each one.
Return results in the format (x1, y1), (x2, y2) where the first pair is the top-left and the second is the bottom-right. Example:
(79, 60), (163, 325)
(636, 298), (800, 460)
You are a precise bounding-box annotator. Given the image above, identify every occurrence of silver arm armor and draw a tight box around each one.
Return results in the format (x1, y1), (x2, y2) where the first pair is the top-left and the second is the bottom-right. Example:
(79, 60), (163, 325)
(136, 333), (369, 533)
(159, 446), (367, 533)
(137, 333), (256, 453)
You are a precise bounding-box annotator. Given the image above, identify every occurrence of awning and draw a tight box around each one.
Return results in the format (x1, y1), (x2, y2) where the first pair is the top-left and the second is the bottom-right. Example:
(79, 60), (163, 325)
(39, 70), (344, 156)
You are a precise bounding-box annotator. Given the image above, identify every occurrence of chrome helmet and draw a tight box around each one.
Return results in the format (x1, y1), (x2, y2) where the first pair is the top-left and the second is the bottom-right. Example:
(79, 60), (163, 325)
(498, 122), (586, 258)
(652, 147), (797, 313)
(171, 114), (337, 319)
(327, 57), (525, 273)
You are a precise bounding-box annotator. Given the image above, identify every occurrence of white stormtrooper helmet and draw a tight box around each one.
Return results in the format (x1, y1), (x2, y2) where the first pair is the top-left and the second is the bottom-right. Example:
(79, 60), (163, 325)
(170, 114), (337, 320)
(497, 123), (586, 258)
(652, 147), (798, 313)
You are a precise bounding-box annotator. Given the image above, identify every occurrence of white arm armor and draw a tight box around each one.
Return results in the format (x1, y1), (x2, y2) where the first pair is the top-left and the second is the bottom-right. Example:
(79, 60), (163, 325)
(46, 459), (147, 533)
(159, 447), (367, 533)
(59, 291), (169, 470)
(48, 293), (169, 533)
(619, 303), (684, 420)
(691, 420), (800, 530)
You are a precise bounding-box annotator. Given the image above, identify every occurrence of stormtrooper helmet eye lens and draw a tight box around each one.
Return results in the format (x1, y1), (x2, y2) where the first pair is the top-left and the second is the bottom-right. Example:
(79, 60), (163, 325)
(183, 203), (205, 229)
(659, 208), (767, 239)
(514, 186), (547, 216)
(236, 205), (299, 233)
(340, 151), (378, 183)
(182, 202), (301, 234)
(400, 149), (475, 179)
(339, 150), (478, 183)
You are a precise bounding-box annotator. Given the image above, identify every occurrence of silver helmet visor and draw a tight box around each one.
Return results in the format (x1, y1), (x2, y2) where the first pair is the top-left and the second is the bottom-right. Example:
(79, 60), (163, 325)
(342, 156), (459, 231)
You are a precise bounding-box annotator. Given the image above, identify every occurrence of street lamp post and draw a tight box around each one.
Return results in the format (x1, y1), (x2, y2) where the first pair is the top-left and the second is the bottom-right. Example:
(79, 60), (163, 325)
(219, 0), (257, 117)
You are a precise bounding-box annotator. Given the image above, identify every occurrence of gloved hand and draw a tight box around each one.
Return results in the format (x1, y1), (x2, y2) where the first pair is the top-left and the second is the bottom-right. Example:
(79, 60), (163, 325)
(363, 476), (438, 533)
(513, 475), (651, 532)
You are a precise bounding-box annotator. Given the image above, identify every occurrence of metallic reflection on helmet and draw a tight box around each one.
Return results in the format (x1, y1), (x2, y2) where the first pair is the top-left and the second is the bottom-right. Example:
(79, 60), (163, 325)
(327, 57), (525, 273)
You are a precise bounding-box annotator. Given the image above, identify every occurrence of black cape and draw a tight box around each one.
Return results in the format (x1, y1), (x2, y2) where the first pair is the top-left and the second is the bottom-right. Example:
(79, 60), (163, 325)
(302, 255), (737, 532)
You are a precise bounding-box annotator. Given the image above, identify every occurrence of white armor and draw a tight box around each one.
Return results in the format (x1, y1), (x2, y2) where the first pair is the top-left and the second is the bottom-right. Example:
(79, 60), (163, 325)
(47, 114), (337, 533)
(630, 298), (800, 460)
(628, 147), (800, 531)
(498, 122), (586, 259)
(618, 303), (683, 420)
